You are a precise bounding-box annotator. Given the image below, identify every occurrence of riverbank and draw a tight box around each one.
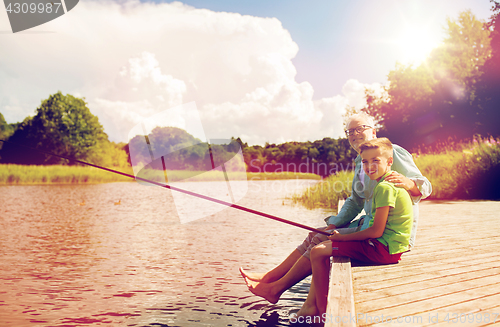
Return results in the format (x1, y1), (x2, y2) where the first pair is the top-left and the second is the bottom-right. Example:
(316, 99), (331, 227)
(0, 164), (321, 184)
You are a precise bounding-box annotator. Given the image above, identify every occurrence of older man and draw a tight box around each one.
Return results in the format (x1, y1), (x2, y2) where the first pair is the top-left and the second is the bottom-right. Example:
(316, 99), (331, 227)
(240, 113), (432, 304)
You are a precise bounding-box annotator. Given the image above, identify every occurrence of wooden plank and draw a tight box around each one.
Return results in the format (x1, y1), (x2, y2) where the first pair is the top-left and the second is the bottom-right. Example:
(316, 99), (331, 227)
(351, 200), (500, 326)
(356, 273), (500, 311)
(325, 256), (356, 327)
(355, 264), (500, 294)
(352, 253), (500, 281)
(422, 295), (500, 327)
(364, 292), (500, 327)
(358, 284), (500, 327)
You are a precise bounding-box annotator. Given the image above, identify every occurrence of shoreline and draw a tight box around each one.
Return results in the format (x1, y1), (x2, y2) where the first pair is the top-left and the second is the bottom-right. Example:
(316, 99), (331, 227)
(0, 164), (322, 185)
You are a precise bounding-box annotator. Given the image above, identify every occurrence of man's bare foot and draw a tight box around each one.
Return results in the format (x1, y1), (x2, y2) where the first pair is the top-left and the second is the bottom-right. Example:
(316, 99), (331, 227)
(244, 277), (281, 304)
(295, 301), (319, 319)
(239, 267), (267, 282)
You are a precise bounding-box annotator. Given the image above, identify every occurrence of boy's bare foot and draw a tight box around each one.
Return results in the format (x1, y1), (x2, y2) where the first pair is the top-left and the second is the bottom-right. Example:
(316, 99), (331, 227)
(239, 267), (266, 282)
(244, 277), (281, 304)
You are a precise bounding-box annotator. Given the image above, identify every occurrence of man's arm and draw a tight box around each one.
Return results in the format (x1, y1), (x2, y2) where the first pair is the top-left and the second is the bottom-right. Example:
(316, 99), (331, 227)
(329, 206), (389, 241)
(390, 145), (432, 204)
(325, 187), (364, 228)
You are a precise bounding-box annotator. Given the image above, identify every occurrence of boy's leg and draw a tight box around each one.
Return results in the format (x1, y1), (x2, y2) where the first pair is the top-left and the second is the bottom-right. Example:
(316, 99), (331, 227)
(300, 227), (359, 260)
(240, 226), (332, 283)
(240, 225), (360, 282)
(295, 277), (319, 319)
(310, 241), (333, 316)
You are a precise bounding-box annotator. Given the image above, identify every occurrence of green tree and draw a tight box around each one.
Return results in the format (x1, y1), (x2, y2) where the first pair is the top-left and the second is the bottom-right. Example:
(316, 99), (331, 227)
(475, 0), (500, 136)
(0, 113), (18, 152)
(430, 10), (492, 91)
(0, 92), (108, 165)
(363, 10), (492, 149)
(128, 126), (207, 170)
(87, 141), (130, 169)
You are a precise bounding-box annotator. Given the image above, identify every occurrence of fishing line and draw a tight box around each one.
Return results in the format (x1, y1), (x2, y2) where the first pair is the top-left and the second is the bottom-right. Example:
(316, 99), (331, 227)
(0, 139), (332, 236)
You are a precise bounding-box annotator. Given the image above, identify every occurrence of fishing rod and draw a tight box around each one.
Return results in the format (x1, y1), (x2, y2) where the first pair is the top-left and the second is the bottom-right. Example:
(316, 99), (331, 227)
(0, 139), (332, 236)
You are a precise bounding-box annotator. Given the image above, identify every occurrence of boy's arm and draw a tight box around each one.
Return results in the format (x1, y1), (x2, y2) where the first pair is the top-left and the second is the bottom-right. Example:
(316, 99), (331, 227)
(329, 206), (389, 242)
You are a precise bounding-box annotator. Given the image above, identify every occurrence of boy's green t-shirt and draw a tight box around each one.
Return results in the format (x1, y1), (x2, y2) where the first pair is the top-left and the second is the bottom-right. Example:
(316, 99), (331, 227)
(368, 171), (413, 254)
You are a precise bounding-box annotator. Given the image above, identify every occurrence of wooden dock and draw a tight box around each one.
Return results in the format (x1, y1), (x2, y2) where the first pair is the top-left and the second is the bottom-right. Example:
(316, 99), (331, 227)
(326, 200), (500, 326)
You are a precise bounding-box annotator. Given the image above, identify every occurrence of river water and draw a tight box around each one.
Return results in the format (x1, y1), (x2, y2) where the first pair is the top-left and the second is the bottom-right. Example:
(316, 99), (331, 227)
(0, 179), (331, 326)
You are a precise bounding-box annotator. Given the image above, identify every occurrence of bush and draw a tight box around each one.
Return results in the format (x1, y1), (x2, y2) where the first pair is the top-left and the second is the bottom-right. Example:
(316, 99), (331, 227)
(415, 136), (500, 199)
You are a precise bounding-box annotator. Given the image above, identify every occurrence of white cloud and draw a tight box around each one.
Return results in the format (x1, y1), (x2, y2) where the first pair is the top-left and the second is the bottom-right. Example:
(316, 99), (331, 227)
(314, 79), (384, 140)
(0, 0), (378, 146)
(91, 98), (156, 144)
(91, 51), (187, 138)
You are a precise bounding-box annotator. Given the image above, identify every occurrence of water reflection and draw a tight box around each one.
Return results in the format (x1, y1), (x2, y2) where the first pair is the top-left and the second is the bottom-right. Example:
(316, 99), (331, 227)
(0, 180), (331, 326)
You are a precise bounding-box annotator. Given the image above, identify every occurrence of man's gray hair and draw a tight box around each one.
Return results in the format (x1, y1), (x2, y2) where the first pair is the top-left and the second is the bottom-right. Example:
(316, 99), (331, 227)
(345, 112), (375, 129)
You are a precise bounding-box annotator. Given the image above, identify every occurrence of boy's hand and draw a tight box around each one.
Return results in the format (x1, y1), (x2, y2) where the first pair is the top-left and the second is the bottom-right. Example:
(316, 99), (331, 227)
(328, 230), (342, 241)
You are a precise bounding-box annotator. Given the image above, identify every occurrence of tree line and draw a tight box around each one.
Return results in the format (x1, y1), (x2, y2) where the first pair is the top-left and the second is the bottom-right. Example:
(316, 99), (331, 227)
(0, 92), (356, 176)
(242, 139), (356, 176)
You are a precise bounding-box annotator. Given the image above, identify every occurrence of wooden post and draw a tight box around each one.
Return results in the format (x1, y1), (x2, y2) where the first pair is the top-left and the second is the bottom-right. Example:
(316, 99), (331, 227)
(325, 199), (356, 327)
(324, 257), (356, 327)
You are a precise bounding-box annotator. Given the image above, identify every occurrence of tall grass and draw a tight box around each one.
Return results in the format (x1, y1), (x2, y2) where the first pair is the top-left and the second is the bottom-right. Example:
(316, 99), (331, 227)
(415, 136), (500, 199)
(0, 164), (322, 184)
(247, 172), (321, 181)
(290, 170), (354, 211)
(0, 164), (132, 184)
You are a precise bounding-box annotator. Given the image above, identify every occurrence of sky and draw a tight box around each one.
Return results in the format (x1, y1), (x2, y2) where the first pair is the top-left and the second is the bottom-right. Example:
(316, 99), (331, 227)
(0, 0), (494, 146)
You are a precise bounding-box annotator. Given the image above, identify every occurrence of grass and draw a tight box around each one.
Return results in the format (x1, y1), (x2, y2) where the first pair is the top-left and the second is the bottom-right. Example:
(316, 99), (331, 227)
(0, 164), (132, 184)
(292, 136), (500, 210)
(414, 136), (500, 199)
(247, 171), (321, 181)
(0, 164), (321, 185)
(290, 170), (354, 211)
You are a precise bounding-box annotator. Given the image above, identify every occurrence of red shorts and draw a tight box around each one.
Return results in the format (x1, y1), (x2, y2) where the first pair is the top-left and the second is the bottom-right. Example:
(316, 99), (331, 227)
(331, 239), (402, 265)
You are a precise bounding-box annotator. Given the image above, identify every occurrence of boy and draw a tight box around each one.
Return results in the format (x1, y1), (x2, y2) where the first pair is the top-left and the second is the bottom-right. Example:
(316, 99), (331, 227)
(305, 137), (413, 316)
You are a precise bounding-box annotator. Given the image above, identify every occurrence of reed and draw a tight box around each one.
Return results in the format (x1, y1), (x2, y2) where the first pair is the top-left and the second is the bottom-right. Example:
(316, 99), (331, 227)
(247, 171), (321, 181)
(0, 164), (132, 184)
(0, 164), (321, 184)
(290, 170), (354, 211)
(414, 136), (500, 199)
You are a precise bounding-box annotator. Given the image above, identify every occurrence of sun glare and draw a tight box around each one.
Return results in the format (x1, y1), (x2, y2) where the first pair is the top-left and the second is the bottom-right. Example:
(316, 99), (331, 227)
(396, 26), (441, 66)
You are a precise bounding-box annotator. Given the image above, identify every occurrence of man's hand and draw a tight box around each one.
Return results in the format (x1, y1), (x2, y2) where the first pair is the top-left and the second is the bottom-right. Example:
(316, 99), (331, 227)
(326, 224), (337, 231)
(384, 171), (413, 190)
(384, 171), (422, 197)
